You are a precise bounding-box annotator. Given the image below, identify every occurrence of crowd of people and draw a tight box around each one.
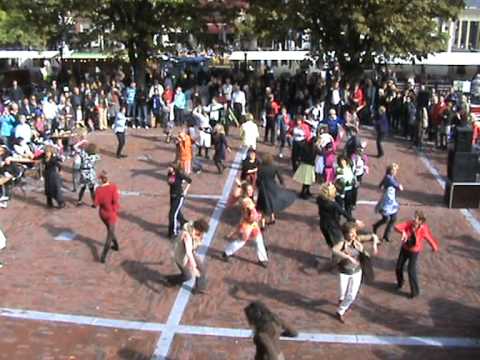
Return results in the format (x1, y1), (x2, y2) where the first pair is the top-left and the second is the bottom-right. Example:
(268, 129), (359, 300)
(1, 61), (467, 356)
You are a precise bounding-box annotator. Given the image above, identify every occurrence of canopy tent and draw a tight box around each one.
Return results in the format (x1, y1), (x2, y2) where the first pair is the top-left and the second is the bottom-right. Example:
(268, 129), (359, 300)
(0, 50), (58, 59)
(387, 52), (480, 66)
(229, 51), (311, 61)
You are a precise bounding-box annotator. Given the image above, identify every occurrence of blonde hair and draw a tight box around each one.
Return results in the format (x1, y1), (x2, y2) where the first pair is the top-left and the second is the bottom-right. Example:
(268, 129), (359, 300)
(318, 182), (336, 201)
(245, 113), (255, 122)
(214, 124), (225, 135)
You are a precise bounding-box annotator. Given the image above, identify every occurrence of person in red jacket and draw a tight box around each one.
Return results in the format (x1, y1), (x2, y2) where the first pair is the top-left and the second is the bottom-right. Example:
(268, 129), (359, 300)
(394, 210), (439, 298)
(95, 170), (120, 263)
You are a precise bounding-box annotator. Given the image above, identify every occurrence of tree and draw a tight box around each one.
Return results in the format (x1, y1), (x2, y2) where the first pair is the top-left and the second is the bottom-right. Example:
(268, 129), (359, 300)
(247, 0), (466, 79)
(0, 6), (48, 48)
(6, 0), (241, 86)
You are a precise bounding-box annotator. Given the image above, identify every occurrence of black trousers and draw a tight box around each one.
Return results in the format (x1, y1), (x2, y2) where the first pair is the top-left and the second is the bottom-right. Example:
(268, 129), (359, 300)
(396, 247), (419, 297)
(100, 220), (119, 262)
(376, 131), (384, 157)
(214, 157), (225, 174)
(78, 184), (95, 203)
(168, 195), (186, 238)
(174, 106), (184, 126)
(264, 116), (276, 144)
(373, 212), (397, 241)
(116, 132), (125, 157)
(291, 141), (304, 171)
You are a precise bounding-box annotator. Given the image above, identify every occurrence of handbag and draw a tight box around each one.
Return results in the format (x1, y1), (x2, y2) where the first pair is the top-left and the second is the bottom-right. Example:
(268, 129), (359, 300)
(360, 252), (375, 283)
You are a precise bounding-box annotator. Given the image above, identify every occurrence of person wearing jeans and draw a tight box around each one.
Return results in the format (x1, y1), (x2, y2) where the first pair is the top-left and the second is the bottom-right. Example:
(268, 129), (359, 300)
(394, 210), (439, 298)
(114, 107), (127, 158)
(94, 171), (120, 264)
(373, 163), (403, 242)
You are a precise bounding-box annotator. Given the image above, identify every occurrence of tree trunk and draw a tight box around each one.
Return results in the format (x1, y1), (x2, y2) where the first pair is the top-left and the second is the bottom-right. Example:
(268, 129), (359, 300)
(127, 39), (147, 88)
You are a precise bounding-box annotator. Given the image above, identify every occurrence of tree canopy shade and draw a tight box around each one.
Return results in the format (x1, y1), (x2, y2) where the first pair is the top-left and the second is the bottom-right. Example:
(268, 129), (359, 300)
(0, 8), (46, 48)
(247, 0), (466, 78)
(3, 0), (241, 86)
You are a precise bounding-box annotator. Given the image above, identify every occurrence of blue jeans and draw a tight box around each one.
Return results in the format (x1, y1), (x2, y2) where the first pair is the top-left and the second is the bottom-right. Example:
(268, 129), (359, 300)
(126, 103), (136, 125)
(136, 104), (148, 127)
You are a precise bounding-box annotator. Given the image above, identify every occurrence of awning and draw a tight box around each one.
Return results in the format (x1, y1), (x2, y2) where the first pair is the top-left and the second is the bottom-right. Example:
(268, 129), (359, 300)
(63, 52), (112, 60)
(388, 52), (480, 66)
(0, 50), (59, 59)
(229, 51), (311, 61)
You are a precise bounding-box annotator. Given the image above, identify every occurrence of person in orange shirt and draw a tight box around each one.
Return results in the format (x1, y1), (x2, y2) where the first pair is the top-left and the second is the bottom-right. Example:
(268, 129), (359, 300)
(176, 128), (193, 175)
(394, 210), (439, 299)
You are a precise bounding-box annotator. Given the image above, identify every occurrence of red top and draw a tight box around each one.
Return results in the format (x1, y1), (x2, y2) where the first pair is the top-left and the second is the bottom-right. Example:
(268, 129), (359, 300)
(95, 183), (120, 224)
(431, 102), (447, 126)
(353, 87), (366, 109)
(163, 88), (174, 104)
(395, 220), (439, 253)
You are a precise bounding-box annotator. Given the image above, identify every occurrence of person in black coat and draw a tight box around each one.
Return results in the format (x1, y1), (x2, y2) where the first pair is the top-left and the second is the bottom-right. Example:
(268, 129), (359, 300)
(212, 124), (231, 174)
(43, 146), (65, 208)
(256, 153), (296, 227)
(317, 182), (355, 248)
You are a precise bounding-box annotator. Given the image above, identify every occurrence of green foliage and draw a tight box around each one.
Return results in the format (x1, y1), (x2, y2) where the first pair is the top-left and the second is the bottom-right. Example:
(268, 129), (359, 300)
(0, 9), (46, 47)
(247, 0), (466, 77)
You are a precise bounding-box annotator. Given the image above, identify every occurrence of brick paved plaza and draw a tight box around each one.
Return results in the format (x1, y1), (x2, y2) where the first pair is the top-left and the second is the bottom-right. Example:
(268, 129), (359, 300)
(0, 128), (479, 359)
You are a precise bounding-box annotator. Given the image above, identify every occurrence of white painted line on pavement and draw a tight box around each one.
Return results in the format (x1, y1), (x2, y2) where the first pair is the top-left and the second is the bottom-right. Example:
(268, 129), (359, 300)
(119, 190), (222, 201)
(1, 307), (479, 349)
(0, 307), (165, 332)
(151, 148), (246, 360)
(357, 200), (378, 206)
(419, 152), (480, 235)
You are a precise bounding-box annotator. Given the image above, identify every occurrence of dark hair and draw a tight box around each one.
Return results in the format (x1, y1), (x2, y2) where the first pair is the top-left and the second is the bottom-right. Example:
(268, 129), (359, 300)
(244, 301), (277, 332)
(261, 153), (274, 166)
(337, 154), (347, 167)
(193, 218), (210, 233)
(342, 221), (357, 238)
(86, 143), (97, 155)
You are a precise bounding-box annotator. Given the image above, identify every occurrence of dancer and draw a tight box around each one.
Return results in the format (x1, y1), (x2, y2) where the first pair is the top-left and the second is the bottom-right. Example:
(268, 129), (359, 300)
(193, 105), (211, 159)
(114, 106), (127, 158)
(167, 163), (192, 239)
(375, 105), (388, 158)
(293, 139), (316, 199)
(212, 124), (231, 174)
(223, 196), (269, 268)
(95, 170), (120, 263)
(256, 153), (296, 227)
(317, 183), (356, 248)
(71, 129), (88, 192)
(289, 117), (311, 172)
(240, 147), (259, 185)
(394, 210), (439, 299)
(77, 143), (100, 207)
(171, 218), (210, 294)
(176, 128), (193, 175)
(244, 301), (298, 360)
(333, 221), (379, 323)
(240, 113), (260, 153)
(335, 154), (355, 218)
(373, 163), (403, 242)
(43, 146), (65, 209)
